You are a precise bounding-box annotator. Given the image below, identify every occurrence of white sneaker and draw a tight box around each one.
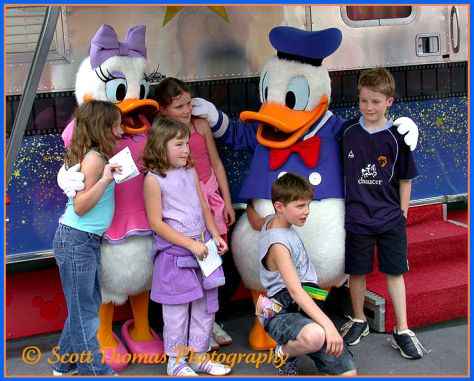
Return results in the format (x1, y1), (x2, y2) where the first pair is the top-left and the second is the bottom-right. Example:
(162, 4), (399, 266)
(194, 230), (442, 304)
(167, 361), (199, 376)
(189, 359), (231, 376)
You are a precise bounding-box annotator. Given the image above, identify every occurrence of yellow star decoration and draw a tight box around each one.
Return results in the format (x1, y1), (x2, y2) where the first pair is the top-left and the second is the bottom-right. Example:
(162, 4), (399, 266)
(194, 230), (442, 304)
(163, 6), (229, 26)
(12, 169), (20, 178)
(434, 117), (443, 127)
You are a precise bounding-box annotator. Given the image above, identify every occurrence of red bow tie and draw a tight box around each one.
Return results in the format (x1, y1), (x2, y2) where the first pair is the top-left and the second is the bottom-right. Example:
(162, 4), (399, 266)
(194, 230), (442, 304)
(269, 135), (321, 170)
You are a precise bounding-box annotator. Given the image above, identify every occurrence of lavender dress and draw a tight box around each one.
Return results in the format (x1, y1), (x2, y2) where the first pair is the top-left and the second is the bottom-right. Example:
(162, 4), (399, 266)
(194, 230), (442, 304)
(147, 168), (225, 312)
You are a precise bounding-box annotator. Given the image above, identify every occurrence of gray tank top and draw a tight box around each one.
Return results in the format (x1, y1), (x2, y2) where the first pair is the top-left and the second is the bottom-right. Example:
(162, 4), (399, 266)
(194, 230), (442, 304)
(258, 214), (318, 297)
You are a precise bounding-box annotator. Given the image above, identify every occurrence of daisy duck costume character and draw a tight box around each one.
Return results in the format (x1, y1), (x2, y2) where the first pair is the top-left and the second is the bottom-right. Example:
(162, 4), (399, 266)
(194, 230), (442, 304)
(58, 24), (164, 371)
(192, 26), (419, 350)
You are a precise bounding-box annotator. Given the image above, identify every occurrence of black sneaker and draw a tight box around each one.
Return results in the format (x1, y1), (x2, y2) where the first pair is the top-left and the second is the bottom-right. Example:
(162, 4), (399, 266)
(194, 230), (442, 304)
(340, 315), (369, 345)
(391, 326), (428, 359)
(273, 346), (298, 376)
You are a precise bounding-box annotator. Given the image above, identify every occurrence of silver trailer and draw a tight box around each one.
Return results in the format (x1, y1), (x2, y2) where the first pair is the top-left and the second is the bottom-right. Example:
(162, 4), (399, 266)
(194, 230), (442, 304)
(5, 5), (468, 93)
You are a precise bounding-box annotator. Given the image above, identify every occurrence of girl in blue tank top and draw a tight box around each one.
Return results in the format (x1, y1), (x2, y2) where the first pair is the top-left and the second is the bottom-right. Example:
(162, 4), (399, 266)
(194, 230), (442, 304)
(51, 100), (123, 376)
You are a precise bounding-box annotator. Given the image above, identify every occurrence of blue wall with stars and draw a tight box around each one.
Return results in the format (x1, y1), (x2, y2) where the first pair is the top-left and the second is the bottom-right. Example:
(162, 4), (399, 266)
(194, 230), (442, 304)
(217, 96), (468, 204)
(6, 96), (468, 257)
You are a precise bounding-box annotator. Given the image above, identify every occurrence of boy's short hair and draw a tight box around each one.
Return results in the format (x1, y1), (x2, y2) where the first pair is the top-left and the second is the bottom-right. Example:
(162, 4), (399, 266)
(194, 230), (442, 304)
(271, 173), (314, 205)
(358, 67), (395, 98)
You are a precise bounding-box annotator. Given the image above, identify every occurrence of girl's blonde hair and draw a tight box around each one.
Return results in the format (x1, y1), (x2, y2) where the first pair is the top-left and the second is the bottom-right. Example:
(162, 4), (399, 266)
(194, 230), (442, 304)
(66, 100), (121, 167)
(141, 116), (193, 177)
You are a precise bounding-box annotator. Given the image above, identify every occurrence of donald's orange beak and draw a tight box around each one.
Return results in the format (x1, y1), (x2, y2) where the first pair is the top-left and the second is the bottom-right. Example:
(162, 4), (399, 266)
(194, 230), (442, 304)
(240, 95), (328, 149)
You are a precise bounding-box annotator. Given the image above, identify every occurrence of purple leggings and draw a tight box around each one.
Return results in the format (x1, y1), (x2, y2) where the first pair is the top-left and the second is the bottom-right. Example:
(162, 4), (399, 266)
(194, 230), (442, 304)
(163, 294), (215, 357)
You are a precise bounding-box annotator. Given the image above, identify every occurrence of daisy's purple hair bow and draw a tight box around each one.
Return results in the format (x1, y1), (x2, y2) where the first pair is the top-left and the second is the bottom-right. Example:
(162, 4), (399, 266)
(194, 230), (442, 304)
(90, 24), (147, 69)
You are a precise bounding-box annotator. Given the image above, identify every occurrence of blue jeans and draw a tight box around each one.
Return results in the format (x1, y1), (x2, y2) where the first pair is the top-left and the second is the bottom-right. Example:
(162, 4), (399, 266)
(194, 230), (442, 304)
(51, 223), (113, 375)
(264, 289), (356, 375)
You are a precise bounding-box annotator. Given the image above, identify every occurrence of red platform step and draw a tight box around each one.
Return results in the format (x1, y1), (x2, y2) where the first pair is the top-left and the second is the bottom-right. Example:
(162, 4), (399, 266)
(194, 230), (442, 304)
(405, 219), (468, 267)
(6, 268), (132, 340)
(365, 204), (468, 332)
(366, 259), (468, 331)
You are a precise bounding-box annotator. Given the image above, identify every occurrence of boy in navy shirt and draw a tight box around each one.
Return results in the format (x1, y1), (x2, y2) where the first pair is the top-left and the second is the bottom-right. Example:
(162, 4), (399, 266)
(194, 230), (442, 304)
(341, 67), (427, 359)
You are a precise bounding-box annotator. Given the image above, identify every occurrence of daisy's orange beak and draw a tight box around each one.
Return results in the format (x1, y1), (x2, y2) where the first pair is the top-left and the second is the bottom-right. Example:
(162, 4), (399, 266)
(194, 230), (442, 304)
(80, 95), (159, 136)
(117, 99), (159, 135)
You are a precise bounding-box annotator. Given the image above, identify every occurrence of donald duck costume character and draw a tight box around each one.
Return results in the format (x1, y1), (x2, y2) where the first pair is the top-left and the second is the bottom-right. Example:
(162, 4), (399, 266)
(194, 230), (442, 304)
(192, 25), (418, 350)
(59, 24), (164, 372)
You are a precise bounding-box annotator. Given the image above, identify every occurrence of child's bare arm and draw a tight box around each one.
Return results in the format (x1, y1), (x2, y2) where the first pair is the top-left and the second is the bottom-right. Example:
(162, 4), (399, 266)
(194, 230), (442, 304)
(399, 179), (412, 218)
(73, 154), (118, 216)
(199, 120), (236, 226)
(193, 169), (228, 255)
(247, 200), (266, 231)
(144, 174), (208, 259)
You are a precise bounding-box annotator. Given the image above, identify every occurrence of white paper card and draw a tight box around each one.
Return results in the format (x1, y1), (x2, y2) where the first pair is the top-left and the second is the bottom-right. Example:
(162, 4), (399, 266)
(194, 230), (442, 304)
(109, 146), (140, 184)
(197, 239), (223, 277)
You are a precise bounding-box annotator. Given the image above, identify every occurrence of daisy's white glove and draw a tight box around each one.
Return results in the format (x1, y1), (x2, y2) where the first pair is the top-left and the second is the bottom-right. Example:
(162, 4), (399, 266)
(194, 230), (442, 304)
(57, 163), (85, 197)
(191, 97), (219, 127)
(394, 117), (419, 151)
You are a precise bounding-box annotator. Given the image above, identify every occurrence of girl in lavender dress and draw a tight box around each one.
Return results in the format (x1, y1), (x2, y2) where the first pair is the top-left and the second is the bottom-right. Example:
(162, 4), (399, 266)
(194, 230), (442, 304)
(141, 117), (231, 376)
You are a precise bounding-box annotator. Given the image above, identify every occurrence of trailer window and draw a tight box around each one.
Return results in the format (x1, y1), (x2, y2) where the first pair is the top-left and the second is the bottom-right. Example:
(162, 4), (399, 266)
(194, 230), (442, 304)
(341, 6), (415, 27)
(6, 6), (69, 63)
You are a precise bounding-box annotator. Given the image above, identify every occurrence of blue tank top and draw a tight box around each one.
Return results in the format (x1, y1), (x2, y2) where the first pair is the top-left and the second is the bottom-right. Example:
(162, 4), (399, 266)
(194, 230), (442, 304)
(60, 151), (115, 236)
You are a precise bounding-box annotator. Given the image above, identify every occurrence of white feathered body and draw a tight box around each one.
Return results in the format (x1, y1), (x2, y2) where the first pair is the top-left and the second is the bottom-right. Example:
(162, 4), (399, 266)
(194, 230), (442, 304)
(100, 235), (154, 305)
(232, 198), (347, 291)
(74, 54), (155, 305)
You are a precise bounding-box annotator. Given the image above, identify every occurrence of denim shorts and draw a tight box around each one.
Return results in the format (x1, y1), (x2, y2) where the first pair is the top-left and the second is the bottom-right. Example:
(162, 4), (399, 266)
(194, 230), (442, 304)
(263, 289), (356, 375)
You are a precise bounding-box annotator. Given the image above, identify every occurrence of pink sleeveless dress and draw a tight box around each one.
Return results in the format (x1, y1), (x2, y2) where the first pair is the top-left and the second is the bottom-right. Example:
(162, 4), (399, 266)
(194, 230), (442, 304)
(61, 120), (151, 242)
(189, 120), (227, 235)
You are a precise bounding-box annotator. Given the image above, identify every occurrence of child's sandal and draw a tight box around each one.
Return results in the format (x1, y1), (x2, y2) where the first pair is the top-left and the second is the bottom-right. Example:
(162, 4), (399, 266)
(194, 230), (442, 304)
(209, 336), (220, 351)
(212, 322), (232, 346)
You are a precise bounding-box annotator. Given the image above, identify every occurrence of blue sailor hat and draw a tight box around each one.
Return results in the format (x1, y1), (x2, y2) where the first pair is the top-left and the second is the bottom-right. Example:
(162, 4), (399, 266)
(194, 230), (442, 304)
(269, 26), (342, 66)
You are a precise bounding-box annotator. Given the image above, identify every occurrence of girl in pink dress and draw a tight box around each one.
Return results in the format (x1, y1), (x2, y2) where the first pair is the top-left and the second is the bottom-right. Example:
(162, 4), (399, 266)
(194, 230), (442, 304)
(153, 78), (235, 241)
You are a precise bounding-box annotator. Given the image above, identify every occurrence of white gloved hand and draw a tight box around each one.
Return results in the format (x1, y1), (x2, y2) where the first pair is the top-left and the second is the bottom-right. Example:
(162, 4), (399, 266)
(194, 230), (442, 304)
(393, 117), (419, 151)
(57, 163), (85, 197)
(191, 97), (219, 127)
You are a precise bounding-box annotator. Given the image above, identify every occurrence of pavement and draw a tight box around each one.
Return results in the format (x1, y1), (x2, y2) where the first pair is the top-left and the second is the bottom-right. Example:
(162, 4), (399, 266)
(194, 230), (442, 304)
(5, 309), (469, 377)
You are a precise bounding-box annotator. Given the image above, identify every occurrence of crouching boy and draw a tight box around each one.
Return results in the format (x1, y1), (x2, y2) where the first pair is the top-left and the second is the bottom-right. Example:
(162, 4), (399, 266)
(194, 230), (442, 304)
(258, 173), (357, 376)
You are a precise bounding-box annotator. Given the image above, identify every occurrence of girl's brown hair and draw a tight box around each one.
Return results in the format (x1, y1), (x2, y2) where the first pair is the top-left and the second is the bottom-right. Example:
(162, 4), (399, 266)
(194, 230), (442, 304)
(153, 77), (191, 108)
(141, 116), (192, 177)
(66, 100), (121, 167)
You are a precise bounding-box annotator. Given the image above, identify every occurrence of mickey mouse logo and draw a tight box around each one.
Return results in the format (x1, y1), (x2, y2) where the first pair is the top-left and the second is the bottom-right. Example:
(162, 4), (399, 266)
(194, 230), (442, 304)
(378, 155), (388, 168)
(32, 292), (65, 321)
